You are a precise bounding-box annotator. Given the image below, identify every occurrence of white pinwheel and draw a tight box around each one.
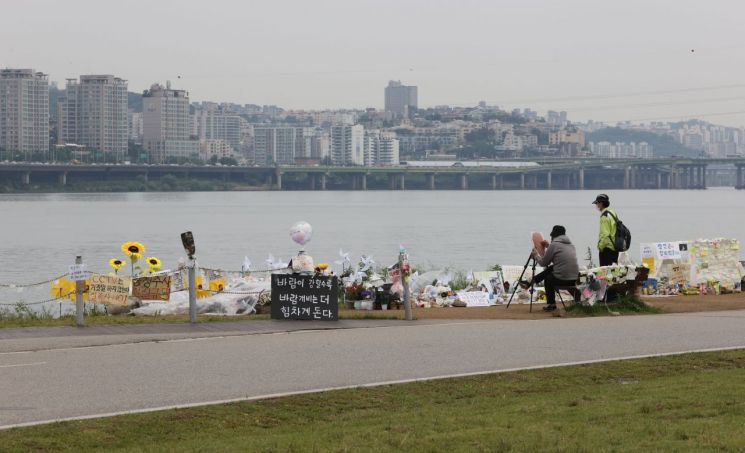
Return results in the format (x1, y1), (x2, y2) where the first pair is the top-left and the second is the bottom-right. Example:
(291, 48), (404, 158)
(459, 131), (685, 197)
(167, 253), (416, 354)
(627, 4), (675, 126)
(359, 255), (375, 272)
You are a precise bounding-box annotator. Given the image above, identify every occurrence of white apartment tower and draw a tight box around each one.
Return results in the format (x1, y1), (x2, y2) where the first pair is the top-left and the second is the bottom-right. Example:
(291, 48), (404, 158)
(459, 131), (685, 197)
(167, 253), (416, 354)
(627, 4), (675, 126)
(142, 82), (199, 163)
(331, 124), (364, 166)
(252, 126), (315, 165)
(364, 131), (399, 166)
(59, 75), (128, 160)
(0, 69), (50, 159)
(197, 106), (243, 154)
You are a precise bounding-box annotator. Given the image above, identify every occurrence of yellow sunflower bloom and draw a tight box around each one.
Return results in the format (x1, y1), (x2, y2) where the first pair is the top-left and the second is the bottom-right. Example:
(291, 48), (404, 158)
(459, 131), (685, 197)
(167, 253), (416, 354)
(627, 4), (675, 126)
(121, 241), (146, 259)
(146, 256), (162, 271)
(209, 278), (225, 293)
(109, 258), (125, 271)
(195, 276), (210, 298)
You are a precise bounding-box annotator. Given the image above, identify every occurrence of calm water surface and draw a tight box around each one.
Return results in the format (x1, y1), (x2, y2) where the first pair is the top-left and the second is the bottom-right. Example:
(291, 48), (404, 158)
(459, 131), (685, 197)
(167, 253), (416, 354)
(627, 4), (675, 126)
(1, 189), (743, 285)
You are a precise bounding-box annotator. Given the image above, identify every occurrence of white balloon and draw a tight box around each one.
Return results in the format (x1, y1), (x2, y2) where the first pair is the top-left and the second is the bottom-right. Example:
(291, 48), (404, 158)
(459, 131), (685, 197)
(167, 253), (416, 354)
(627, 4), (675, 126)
(290, 221), (313, 246)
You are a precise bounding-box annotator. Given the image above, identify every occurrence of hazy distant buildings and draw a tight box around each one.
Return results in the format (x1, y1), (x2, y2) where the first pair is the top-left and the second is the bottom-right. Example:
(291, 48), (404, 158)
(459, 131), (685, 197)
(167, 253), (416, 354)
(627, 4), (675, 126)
(58, 75), (128, 160)
(590, 141), (653, 159)
(142, 82), (199, 163)
(129, 112), (143, 141)
(252, 126), (320, 165)
(330, 124), (364, 165)
(384, 80), (418, 117)
(364, 131), (399, 166)
(0, 69), (50, 159)
(196, 105), (243, 154)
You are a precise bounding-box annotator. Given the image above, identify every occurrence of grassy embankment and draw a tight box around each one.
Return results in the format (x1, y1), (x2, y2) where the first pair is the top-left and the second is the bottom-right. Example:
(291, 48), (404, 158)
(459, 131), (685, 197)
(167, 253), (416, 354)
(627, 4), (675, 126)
(1, 349), (744, 451)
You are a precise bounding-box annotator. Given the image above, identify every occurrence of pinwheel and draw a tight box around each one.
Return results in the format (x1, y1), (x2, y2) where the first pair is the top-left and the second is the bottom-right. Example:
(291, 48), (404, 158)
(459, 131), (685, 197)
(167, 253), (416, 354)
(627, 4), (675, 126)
(241, 256), (252, 272)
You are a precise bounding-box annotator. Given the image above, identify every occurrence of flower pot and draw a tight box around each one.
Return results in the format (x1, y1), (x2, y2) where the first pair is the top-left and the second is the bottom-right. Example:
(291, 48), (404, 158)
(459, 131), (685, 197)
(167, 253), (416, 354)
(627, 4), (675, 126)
(381, 304), (388, 310)
(353, 301), (362, 310)
(360, 300), (374, 310)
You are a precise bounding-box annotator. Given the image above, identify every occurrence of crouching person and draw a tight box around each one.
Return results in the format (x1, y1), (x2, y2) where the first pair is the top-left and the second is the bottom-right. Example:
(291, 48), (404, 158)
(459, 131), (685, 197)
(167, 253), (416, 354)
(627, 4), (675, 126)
(521, 225), (579, 312)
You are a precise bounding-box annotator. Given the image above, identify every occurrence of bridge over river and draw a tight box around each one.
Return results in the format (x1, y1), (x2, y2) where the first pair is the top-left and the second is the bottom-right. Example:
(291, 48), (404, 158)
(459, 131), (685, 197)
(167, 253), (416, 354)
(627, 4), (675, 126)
(1, 158), (744, 190)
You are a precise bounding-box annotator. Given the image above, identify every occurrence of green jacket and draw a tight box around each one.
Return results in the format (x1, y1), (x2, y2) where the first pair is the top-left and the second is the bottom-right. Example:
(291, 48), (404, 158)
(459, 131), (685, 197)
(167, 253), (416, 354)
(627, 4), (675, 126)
(598, 207), (617, 251)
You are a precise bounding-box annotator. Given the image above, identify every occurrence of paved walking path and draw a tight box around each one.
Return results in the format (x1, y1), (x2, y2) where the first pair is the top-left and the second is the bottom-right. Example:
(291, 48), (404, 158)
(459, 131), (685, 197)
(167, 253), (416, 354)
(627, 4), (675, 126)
(1, 310), (744, 429)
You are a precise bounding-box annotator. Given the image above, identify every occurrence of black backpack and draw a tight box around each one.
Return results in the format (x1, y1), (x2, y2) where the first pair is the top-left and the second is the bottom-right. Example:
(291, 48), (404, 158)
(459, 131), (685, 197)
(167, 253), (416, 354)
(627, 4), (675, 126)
(602, 210), (631, 252)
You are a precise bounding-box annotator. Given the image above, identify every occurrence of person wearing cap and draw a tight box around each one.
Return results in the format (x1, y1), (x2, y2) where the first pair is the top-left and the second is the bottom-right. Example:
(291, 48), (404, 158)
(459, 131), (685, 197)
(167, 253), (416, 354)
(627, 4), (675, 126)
(592, 194), (619, 266)
(521, 225), (579, 312)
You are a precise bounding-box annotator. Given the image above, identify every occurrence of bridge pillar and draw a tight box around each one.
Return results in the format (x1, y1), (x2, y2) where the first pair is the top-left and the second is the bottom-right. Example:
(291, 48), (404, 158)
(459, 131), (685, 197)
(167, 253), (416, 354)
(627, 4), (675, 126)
(399, 174), (406, 190)
(498, 174), (504, 189)
(427, 173), (436, 190)
(460, 174), (468, 190)
(520, 173), (525, 190)
(320, 174), (327, 190)
(275, 171), (283, 190)
(736, 165), (744, 189)
(532, 174), (538, 189)
(361, 173), (367, 191)
(388, 174), (396, 190)
(21, 171), (30, 185)
(578, 167), (585, 190)
(701, 165), (707, 189)
(309, 173), (316, 190)
(656, 170), (662, 190)
(624, 167), (630, 189)
(58, 171), (67, 185)
(491, 174), (497, 190)
(143, 172), (149, 183)
(668, 166), (675, 189)
(546, 171), (552, 190)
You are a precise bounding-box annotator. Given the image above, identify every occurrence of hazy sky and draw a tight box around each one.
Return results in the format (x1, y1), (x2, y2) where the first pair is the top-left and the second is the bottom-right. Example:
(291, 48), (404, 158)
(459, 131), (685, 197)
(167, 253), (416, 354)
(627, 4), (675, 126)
(3, 0), (745, 126)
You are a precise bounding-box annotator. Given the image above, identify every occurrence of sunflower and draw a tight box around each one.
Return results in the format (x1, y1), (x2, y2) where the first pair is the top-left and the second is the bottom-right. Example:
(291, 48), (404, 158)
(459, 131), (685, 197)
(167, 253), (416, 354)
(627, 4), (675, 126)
(109, 258), (125, 271)
(121, 241), (146, 259)
(209, 278), (225, 293)
(146, 256), (162, 271)
(195, 276), (210, 298)
(318, 262), (329, 270)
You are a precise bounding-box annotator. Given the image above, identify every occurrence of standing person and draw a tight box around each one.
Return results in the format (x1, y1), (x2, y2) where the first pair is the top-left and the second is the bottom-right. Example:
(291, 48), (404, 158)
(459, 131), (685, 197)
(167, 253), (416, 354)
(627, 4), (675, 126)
(592, 193), (619, 266)
(520, 225), (579, 312)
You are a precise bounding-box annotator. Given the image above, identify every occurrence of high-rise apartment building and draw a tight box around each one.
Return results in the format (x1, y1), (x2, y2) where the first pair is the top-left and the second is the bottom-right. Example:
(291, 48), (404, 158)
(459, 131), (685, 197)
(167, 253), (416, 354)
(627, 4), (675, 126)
(142, 82), (199, 163)
(0, 69), (49, 159)
(58, 75), (128, 160)
(252, 126), (315, 165)
(384, 80), (418, 117)
(330, 124), (364, 166)
(364, 131), (399, 166)
(196, 106), (243, 154)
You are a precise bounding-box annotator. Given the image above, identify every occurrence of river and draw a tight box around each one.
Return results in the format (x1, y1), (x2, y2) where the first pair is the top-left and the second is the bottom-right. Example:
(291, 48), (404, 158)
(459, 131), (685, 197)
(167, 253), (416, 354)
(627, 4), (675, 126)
(1, 189), (742, 287)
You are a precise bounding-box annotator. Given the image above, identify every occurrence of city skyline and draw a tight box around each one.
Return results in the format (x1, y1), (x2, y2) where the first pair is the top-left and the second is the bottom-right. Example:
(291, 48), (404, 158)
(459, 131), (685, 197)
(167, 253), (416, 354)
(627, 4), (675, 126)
(2, 0), (745, 126)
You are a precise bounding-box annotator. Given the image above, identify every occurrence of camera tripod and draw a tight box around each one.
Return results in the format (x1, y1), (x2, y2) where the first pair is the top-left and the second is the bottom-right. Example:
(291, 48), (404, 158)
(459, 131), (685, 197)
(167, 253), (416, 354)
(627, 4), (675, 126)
(506, 252), (539, 312)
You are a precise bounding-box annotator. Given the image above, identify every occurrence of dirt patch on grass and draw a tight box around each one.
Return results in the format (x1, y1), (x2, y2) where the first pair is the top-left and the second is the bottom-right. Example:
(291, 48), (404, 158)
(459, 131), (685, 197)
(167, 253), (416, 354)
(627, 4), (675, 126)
(643, 292), (745, 313)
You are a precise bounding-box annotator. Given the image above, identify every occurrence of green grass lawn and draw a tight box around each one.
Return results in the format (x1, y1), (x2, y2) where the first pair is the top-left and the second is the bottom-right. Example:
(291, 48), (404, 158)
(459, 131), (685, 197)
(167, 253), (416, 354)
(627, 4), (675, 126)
(2, 350), (745, 452)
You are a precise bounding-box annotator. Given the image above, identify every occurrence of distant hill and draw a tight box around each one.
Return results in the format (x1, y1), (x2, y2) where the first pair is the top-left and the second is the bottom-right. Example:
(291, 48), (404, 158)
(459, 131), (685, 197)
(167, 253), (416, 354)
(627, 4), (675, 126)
(128, 92), (143, 112)
(587, 127), (699, 157)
